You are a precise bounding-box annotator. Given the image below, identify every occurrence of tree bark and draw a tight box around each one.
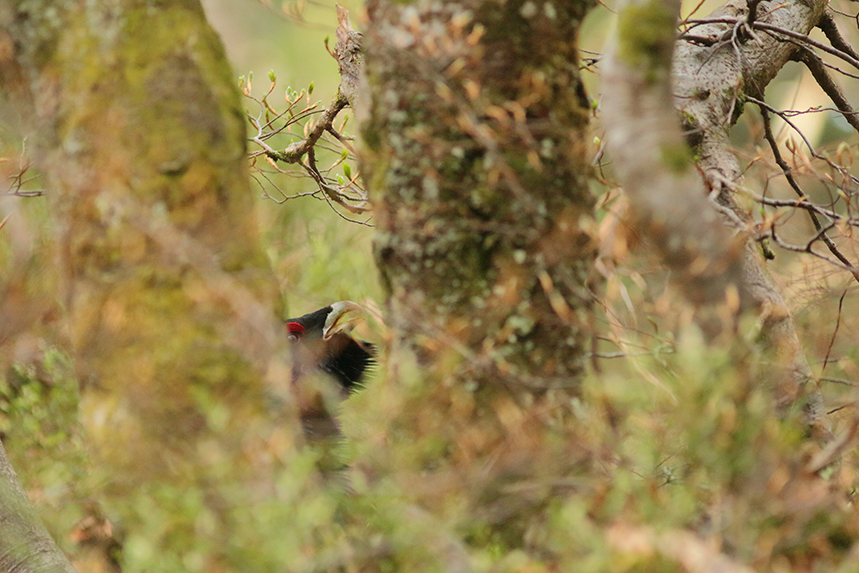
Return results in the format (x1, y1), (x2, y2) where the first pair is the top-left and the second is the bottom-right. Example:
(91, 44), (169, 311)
(672, 0), (827, 430)
(601, 0), (829, 434)
(364, 0), (596, 388)
(360, 0), (597, 548)
(0, 441), (76, 572)
(1, 0), (301, 566)
(601, 0), (749, 314)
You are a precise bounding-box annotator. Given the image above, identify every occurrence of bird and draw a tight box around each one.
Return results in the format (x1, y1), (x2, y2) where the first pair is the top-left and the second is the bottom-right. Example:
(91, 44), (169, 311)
(285, 301), (374, 391)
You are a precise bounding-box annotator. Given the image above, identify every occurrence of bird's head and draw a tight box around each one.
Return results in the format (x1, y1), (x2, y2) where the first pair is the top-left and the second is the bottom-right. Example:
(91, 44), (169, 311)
(286, 301), (365, 342)
(285, 301), (374, 391)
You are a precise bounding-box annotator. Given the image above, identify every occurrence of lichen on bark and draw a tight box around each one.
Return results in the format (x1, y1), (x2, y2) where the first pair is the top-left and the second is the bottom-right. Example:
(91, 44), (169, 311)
(364, 0), (597, 387)
(4, 0), (300, 565)
(359, 0), (600, 549)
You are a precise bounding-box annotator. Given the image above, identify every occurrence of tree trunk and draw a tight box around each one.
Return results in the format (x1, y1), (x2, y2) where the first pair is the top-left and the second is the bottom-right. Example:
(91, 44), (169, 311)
(601, 0), (829, 435)
(365, 0), (596, 387)
(360, 0), (597, 546)
(1, 0), (301, 567)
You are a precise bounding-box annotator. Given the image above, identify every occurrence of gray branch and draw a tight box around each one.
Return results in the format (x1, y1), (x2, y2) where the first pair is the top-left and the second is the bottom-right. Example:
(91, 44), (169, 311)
(603, 0), (831, 435)
(0, 441), (77, 573)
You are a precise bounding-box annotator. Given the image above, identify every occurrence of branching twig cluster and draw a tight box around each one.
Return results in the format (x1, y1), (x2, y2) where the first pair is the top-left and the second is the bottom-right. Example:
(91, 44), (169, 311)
(3, 148), (42, 198)
(243, 74), (371, 226)
(675, 9), (859, 285)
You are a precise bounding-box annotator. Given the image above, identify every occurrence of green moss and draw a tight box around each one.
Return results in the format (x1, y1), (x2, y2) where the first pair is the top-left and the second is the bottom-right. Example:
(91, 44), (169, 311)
(617, 0), (676, 82)
(659, 142), (693, 174)
(1, 349), (89, 552)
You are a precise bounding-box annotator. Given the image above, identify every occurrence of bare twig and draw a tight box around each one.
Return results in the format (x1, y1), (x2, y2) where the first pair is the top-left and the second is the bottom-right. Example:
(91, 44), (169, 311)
(263, 94), (348, 164)
(767, 224), (859, 274)
(325, 125), (355, 153)
(243, 6), (371, 224)
(820, 376), (858, 386)
(304, 148), (372, 226)
(682, 18), (859, 70)
(756, 102), (859, 282)
(795, 48), (859, 134)
(4, 151), (43, 197)
(747, 96), (859, 189)
(806, 416), (859, 474)
(822, 289), (847, 373)
(747, 0), (763, 25)
(817, 12), (859, 63)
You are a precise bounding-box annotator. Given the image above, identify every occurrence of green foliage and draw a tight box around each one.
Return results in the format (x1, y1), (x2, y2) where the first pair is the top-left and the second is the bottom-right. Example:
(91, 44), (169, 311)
(2, 350), (85, 472)
(332, 320), (854, 571)
(0, 349), (89, 552)
(2, 2), (857, 571)
(16, 326), (849, 572)
(116, 448), (343, 573)
(617, 0), (676, 81)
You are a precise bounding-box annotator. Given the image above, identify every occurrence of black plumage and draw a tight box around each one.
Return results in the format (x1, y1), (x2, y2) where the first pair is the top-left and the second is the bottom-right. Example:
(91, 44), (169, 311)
(286, 302), (373, 391)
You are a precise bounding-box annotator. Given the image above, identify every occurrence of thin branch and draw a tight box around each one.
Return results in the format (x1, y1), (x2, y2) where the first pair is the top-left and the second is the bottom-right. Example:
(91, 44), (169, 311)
(721, 174), (859, 230)
(747, 0), (763, 26)
(4, 151), (44, 197)
(755, 196), (857, 226)
(795, 48), (859, 134)
(682, 18), (859, 71)
(806, 416), (859, 474)
(261, 95), (348, 164)
(820, 376), (858, 386)
(304, 148), (373, 226)
(756, 102), (859, 282)
(243, 5), (370, 224)
(325, 125), (355, 154)
(768, 224), (859, 274)
(817, 12), (859, 63)
(822, 289), (847, 373)
(747, 95), (859, 189)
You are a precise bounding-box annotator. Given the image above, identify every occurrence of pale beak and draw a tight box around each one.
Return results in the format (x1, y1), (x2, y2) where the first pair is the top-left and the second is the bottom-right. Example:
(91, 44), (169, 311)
(322, 301), (365, 340)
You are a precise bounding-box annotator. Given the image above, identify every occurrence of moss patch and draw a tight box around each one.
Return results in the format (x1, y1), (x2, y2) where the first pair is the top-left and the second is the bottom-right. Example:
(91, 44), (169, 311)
(617, 0), (676, 82)
(660, 142), (694, 174)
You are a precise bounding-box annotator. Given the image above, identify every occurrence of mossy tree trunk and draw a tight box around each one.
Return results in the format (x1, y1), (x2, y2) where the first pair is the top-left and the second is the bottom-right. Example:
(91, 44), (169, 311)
(360, 0), (598, 549)
(1, 1), (303, 568)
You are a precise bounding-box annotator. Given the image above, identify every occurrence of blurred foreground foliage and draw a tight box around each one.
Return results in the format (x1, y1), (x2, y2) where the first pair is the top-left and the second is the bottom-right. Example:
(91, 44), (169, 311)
(2, 97), (858, 573)
(0, 0), (858, 570)
(3, 312), (858, 570)
(0, 349), (89, 552)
